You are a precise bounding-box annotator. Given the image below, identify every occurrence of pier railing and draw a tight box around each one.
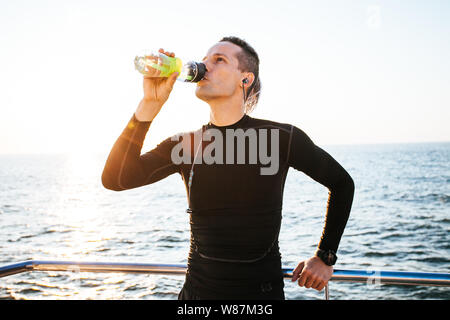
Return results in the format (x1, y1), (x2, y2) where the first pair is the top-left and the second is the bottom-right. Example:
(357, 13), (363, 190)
(1, 260), (449, 299)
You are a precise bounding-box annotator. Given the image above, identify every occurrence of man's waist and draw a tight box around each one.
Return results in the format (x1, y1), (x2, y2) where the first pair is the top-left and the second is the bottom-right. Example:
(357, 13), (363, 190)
(186, 249), (283, 285)
(187, 204), (282, 216)
(188, 240), (281, 264)
(189, 217), (281, 262)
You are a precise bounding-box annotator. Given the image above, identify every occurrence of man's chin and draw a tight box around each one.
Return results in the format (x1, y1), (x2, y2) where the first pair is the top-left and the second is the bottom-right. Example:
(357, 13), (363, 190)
(195, 86), (211, 101)
(195, 86), (229, 102)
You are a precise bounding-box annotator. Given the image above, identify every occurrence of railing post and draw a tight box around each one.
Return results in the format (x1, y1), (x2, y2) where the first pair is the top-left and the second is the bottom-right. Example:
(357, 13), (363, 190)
(324, 283), (329, 300)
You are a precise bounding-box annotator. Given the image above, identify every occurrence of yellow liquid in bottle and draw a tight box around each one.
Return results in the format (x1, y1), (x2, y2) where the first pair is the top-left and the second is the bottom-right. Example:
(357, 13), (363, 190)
(134, 53), (183, 77)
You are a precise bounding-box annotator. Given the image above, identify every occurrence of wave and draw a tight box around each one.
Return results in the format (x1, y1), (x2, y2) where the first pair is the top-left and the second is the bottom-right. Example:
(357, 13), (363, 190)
(17, 287), (42, 295)
(420, 257), (450, 264)
(364, 251), (398, 257)
(7, 228), (72, 242)
(392, 193), (450, 204)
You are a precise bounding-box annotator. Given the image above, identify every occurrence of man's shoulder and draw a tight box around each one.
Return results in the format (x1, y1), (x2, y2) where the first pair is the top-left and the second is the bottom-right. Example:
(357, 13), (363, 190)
(166, 126), (203, 141)
(246, 116), (314, 145)
(246, 115), (294, 133)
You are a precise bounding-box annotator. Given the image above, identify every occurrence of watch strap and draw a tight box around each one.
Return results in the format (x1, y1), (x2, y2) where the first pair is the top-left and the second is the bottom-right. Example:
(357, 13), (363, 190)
(315, 249), (338, 266)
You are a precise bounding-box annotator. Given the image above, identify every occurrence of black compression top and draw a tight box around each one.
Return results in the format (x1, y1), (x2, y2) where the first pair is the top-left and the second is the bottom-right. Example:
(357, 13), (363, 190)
(102, 113), (355, 299)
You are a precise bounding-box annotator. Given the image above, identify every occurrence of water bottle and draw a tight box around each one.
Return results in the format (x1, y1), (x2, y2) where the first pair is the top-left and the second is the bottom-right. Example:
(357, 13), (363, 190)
(134, 52), (206, 83)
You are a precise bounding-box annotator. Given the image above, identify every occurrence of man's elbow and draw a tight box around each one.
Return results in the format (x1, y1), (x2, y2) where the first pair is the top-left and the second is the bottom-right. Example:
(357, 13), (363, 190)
(334, 172), (355, 196)
(346, 174), (355, 194)
(101, 171), (124, 191)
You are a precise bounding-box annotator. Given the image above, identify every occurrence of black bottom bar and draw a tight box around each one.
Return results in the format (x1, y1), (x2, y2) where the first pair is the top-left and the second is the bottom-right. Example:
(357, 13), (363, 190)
(0, 300), (447, 318)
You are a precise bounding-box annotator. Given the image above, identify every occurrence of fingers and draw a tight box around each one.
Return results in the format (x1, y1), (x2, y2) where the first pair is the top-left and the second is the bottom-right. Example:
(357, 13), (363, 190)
(293, 257), (333, 292)
(142, 53), (162, 77)
(158, 48), (175, 57)
(143, 68), (161, 78)
(291, 261), (304, 282)
(295, 268), (329, 291)
(311, 278), (325, 291)
(143, 48), (175, 78)
(297, 269), (309, 287)
(166, 71), (179, 90)
(315, 280), (327, 292)
(311, 278), (322, 289)
(298, 272), (327, 290)
(304, 274), (316, 289)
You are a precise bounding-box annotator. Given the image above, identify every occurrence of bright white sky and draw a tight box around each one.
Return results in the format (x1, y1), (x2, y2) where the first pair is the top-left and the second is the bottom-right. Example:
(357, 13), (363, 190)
(0, 0), (449, 155)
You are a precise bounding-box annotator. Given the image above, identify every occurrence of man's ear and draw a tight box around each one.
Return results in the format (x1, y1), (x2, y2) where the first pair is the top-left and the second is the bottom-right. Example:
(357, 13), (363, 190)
(241, 73), (255, 87)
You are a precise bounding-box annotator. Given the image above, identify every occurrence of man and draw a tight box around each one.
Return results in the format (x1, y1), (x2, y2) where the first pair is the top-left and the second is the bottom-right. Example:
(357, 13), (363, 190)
(102, 36), (355, 300)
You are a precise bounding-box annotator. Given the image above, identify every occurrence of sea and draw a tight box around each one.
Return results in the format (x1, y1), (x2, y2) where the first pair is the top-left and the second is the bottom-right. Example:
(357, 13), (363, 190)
(0, 141), (449, 300)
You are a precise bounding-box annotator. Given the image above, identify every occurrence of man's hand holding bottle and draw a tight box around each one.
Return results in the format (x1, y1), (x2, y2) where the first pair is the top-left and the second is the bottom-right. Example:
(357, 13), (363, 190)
(135, 48), (179, 122)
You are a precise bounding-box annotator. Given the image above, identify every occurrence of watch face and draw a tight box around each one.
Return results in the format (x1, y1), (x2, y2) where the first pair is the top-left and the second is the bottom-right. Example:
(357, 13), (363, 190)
(326, 252), (335, 264)
(330, 252), (338, 264)
(316, 249), (337, 265)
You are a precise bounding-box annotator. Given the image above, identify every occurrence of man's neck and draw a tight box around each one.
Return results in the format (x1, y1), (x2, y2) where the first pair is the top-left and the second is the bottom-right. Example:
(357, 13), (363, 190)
(208, 96), (245, 127)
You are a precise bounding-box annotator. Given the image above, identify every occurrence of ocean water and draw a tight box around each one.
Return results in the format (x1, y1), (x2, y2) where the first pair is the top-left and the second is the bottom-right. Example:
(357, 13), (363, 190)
(0, 142), (449, 300)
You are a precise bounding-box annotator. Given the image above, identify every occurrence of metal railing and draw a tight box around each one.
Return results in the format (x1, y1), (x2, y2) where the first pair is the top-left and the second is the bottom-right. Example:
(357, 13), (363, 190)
(1, 260), (449, 299)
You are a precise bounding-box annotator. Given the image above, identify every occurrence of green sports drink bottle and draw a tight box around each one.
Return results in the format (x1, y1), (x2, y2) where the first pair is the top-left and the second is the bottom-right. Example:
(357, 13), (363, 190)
(134, 52), (206, 83)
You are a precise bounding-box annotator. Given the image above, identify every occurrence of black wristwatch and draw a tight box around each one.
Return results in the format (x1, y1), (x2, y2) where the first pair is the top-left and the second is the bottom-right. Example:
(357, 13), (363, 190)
(315, 249), (338, 266)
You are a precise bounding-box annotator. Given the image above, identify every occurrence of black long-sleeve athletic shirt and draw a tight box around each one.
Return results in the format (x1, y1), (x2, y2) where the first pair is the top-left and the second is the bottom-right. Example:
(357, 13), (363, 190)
(102, 113), (355, 299)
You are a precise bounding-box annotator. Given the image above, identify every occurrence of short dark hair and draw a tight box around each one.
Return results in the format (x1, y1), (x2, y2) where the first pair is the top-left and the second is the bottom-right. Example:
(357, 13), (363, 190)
(219, 36), (261, 114)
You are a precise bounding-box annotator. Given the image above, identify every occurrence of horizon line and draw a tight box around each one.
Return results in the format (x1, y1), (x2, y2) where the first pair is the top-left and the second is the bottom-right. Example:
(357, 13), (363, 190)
(0, 140), (449, 156)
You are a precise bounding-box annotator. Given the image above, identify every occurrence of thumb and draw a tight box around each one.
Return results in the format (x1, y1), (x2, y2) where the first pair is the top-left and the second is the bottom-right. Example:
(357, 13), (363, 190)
(166, 71), (179, 89)
(292, 261), (305, 282)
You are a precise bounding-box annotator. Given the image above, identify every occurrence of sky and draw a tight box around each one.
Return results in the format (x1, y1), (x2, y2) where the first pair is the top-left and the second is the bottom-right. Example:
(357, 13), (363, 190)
(0, 0), (449, 155)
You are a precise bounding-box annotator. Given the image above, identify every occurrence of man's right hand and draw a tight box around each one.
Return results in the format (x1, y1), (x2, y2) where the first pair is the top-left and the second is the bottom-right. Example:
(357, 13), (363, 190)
(135, 48), (179, 122)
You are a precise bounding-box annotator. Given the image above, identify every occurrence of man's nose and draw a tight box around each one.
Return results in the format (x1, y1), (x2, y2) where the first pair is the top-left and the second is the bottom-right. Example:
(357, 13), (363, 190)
(202, 59), (211, 73)
(201, 62), (210, 79)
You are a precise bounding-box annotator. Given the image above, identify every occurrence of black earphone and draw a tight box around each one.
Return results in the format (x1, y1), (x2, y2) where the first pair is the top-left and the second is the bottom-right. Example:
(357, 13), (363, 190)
(242, 78), (249, 102)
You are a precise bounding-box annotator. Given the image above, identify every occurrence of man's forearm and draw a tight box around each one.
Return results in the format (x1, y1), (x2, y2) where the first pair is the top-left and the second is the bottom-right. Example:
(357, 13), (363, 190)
(101, 114), (152, 191)
(317, 172), (355, 253)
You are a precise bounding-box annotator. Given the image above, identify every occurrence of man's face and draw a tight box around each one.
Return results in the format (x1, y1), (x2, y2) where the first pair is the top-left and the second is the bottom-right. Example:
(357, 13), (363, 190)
(195, 41), (243, 103)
